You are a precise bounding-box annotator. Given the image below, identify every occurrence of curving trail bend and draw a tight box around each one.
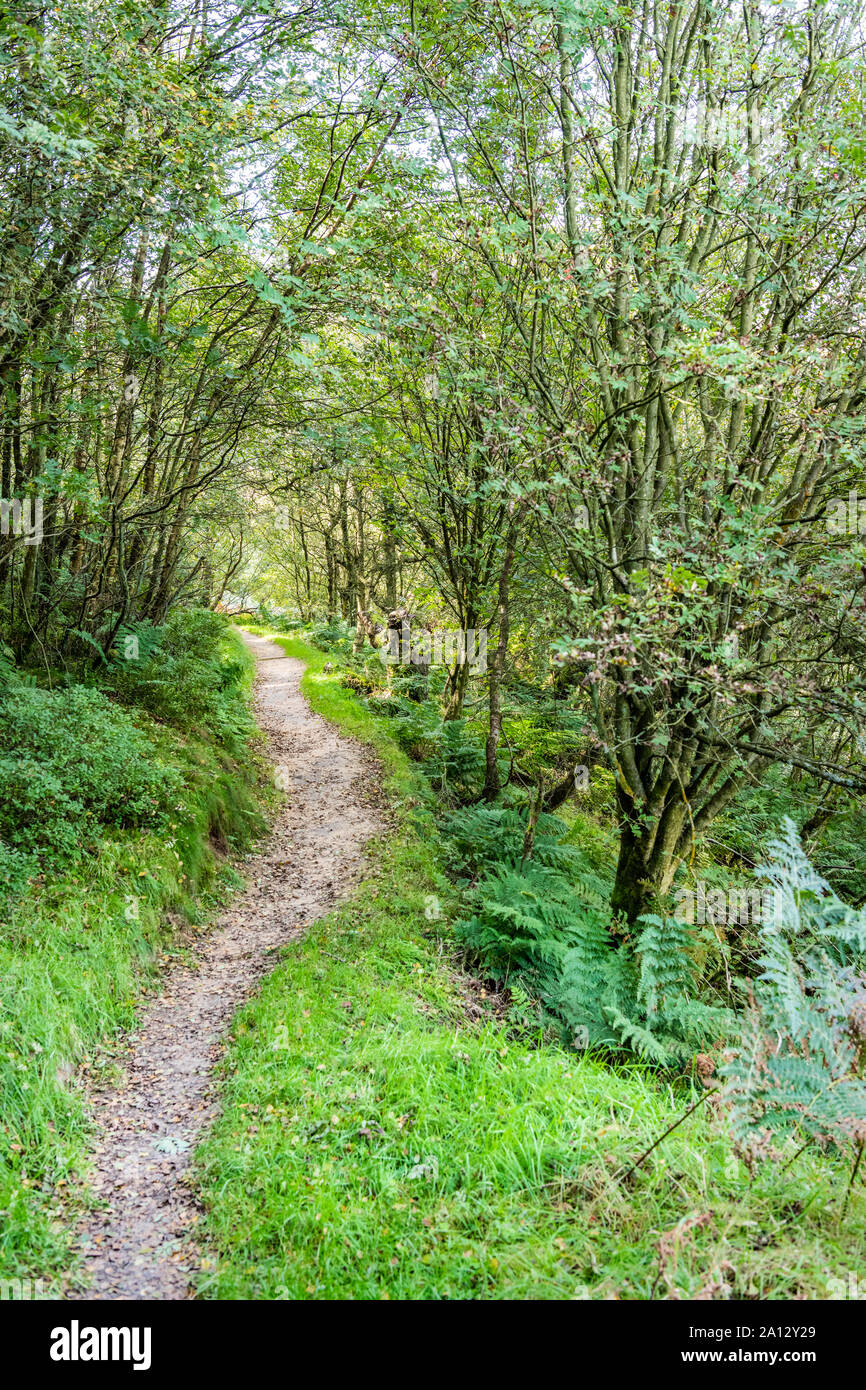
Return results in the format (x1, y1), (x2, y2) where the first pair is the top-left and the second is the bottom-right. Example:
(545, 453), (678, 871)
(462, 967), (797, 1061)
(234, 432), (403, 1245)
(67, 632), (382, 1300)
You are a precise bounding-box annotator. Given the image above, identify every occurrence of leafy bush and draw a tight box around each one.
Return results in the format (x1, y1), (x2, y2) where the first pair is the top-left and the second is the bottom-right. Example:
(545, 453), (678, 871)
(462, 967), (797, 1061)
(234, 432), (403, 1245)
(1, 686), (180, 828)
(256, 605), (304, 633)
(811, 807), (866, 908)
(0, 686), (181, 873)
(367, 700), (484, 800)
(420, 718), (485, 802)
(456, 862), (587, 985)
(501, 703), (586, 784)
(0, 840), (38, 897)
(104, 608), (253, 750)
(0, 757), (85, 860)
(713, 769), (866, 904)
(724, 821), (866, 1163)
(308, 619), (355, 658)
(0, 642), (17, 694)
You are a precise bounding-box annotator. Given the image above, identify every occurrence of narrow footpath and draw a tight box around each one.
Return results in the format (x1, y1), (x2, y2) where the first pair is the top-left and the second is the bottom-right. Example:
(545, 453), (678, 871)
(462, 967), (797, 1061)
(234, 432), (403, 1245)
(67, 632), (382, 1299)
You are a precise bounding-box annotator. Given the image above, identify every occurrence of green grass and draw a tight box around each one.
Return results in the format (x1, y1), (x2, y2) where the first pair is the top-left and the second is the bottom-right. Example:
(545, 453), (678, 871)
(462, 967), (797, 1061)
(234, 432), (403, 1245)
(0, 625), (271, 1285)
(195, 632), (866, 1300)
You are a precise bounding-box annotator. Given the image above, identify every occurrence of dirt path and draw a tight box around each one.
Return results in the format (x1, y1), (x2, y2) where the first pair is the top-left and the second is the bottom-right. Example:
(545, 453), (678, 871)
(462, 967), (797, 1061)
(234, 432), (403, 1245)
(67, 632), (383, 1300)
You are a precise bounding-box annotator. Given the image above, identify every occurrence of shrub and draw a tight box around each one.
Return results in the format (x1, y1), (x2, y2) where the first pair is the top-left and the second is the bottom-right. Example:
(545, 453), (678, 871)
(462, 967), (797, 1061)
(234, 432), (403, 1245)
(0, 686), (180, 830)
(308, 619), (355, 657)
(449, 806), (733, 1063)
(0, 756), (85, 860)
(441, 805), (585, 876)
(257, 605), (303, 633)
(456, 862), (586, 987)
(0, 840), (38, 897)
(0, 642), (16, 694)
(420, 718), (485, 802)
(0, 686), (181, 878)
(104, 608), (253, 750)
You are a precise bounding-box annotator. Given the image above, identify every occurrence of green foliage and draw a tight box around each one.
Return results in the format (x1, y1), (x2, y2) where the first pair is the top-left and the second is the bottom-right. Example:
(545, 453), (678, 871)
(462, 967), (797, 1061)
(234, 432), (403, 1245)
(197, 634), (866, 1302)
(370, 697), (486, 802)
(0, 757), (87, 863)
(811, 808), (866, 908)
(0, 686), (181, 876)
(112, 619), (163, 664)
(441, 804), (585, 876)
(104, 609), (254, 752)
(307, 619), (356, 658)
(420, 717), (485, 803)
(501, 703), (586, 784)
(445, 805), (732, 1064)
(0, 643), (17, 694)
(456, 862), (585, 986)
(0, 618), (267, 1280)
(256, 606), (304, 634)
(0, 612), (259, 901)
(724, 821), (866, 1162)
(0, 842), (38, 900)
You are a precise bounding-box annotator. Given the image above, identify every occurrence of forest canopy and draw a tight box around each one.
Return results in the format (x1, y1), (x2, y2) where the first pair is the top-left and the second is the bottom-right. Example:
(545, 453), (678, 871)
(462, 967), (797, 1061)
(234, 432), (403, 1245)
(4, 0), (863, 920)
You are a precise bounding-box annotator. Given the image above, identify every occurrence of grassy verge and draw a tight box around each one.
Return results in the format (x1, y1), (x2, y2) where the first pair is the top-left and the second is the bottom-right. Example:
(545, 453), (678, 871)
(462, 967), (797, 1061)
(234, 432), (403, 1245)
(195, 632), (866, 1300)
(0, 625), (270, 1286)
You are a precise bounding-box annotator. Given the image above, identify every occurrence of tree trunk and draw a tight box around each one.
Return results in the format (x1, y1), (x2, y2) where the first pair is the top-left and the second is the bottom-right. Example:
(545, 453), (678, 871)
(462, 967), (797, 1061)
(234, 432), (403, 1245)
(521, 782), (544, 865)
(609, 800), (684, 928)
(443, 655), (470, 720)
(610, 821), (657, 927)
(483, 534), (517, 799)
(381, 492), (398, 610)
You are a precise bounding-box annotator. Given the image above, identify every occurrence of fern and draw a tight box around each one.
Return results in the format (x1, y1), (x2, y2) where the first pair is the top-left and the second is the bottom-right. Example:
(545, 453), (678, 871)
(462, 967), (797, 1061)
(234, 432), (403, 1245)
(603, 1002), (676, 1066)
(636, 914), (695, 1019)
(441, 804), (586, 876)
(456, 863), (582, 988)
(422, 718), (486, 800)
(112, 619), (164, 664)
(0, 642), (17, 693)
(452, 831), (733, 1063)
(447, 799), (735, 1063)
(555, 917), (734, 1064)
(723, 819), (866, 1161)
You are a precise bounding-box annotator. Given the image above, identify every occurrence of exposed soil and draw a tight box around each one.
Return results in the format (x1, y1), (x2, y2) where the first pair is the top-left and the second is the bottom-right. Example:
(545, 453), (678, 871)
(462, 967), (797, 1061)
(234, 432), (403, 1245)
(66, 632), (383, 1300)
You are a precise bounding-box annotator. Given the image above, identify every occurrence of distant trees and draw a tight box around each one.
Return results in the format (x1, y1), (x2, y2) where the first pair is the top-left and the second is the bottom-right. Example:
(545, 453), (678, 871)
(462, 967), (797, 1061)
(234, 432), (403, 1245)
(219, 1), (866, 929)
(0, 0), (407, 659)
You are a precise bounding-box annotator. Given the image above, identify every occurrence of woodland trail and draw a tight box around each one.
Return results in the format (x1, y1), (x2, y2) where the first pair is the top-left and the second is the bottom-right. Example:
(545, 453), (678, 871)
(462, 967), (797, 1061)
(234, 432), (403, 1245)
(66, 632), (383, 1300)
